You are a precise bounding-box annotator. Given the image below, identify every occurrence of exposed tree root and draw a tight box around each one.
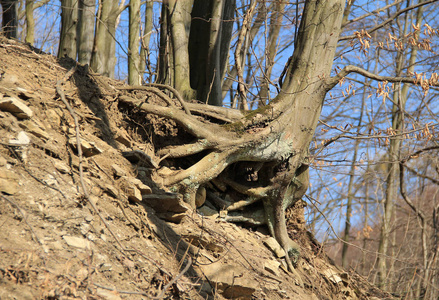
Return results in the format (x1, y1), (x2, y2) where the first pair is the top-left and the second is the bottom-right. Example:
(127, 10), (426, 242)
(118, 88), (310, 282)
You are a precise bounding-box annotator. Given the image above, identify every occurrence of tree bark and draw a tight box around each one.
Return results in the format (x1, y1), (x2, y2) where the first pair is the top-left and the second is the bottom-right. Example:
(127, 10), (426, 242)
(128, 0), (141, 85)
(139, 0), (153, 82)
(163, 0), (195, 100)
(77, 0), (95, 65)
(24, 0), (34, 44)
(58, 0), (78, 59)
(189, 0), (235, 105)
(90, 0), (123, 77)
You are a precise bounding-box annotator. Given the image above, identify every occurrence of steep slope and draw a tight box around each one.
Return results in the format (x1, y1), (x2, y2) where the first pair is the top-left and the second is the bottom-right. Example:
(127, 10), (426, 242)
(0, 36), (393, 299)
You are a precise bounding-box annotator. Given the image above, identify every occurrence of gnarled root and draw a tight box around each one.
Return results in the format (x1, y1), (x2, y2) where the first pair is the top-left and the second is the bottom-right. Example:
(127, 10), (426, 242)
(118, 87), (308, 281)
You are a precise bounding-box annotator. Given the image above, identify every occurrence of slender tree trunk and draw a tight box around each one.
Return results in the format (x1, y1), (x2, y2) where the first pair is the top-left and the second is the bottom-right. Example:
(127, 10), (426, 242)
(342, 83), (366, 268)
(139, 0), (153, 82)
(58, 0), (78, 59)
(157, 4), (171, 85)
(90, 0), (122, 77)
(128, 0), (141, 85)
(377, 2), (423, 288)
(25, 0), (34, 44)
(77, 0), (95, 65)
(259, 0), (285, 105)
(164, 0), (195, 100)
(189, 0), (235, 105)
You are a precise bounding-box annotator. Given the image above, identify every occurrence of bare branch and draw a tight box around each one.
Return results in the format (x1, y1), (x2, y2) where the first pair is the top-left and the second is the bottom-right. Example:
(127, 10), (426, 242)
(339, 0), (438, 41)
(325, 65), (438, 90)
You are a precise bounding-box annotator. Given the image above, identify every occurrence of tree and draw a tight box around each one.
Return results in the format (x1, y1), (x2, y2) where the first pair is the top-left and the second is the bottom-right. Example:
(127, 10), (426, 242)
(58, 0), (78, 59)
(128, 0), (141, 85)
(157, 0), (234, 104)
(121, 0), (346, 275)
(119, 0), (439, 282)
(77, 0), (95, 64)
(90, 0), (125, 77)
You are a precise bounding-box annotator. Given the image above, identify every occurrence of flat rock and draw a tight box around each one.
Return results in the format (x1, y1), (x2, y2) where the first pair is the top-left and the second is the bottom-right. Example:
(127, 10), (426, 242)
(19, 120), (49, 140)
(62, 235), (91, 249)
(96, 288), (122, 300)
(264, 259), (281, 276)
(200, 261), (259, 299)
(0, 96), (33, 119)
(9, 131), (31, 146)
(115, 131), (132, 148)
(69, 137), (103, 157)
(0, 178), (19, 194)
(111, 164), (126, 177)
(123, 176), (152, 194)
(263, 237), (286, 258)
(54, 160), (70, 174)
(322, 268), (342, 284)
(119, 176), (152, 202)
(0, 168), (20, 194)
(0, 156), (7, 166)
(142, 193), (188, 213)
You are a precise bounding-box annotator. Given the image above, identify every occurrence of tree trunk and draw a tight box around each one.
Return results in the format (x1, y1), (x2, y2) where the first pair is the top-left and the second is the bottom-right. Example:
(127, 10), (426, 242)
(259, 0), (285, 105)
(77, 0), (95, 65)
(24, 0), (34, 44)
(162, 0), (195, 100)
(189, 0), (235, 105)
(376, 3), (423, 287)
(139, 0), (153, 82)
(1, 0), (18, 38)
(341, 84), (366, 268)
(58, 0), (78, 59)
(120, 0), (346, 277)
(90, 0), (122, 77)
(128, 0), (141, 85)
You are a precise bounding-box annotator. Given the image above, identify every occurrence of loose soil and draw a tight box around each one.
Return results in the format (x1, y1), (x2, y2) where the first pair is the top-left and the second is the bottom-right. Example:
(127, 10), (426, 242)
(0, 36), (394, 299)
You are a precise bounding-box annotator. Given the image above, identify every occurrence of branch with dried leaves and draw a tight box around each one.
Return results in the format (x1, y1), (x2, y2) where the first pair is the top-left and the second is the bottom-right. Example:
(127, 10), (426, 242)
(326, 65), (439, 90)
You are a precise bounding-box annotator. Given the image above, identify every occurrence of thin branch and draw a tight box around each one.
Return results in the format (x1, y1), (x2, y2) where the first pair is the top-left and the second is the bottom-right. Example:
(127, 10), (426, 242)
(339, 0), (438, 41)
(1, 195), (42, 245)
(154, 256), (192, 299)
(56, 67), (126, 252)
(326, 65), (438, 90)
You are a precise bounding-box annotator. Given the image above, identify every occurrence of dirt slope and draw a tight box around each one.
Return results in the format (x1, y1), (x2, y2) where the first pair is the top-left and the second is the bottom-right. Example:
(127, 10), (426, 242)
(0, 36), (394, 300)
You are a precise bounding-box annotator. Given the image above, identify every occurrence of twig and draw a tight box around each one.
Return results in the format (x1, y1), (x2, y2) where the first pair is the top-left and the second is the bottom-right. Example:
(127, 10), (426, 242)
(154, 256), (192, 299)
(93, 283), (149, 296)
(56, 67), (126, 252)
(93, 256), (192, 299)
(1, 195), (42, 245)
(2, 144), (68, 201)
(90, 158), (141, 231)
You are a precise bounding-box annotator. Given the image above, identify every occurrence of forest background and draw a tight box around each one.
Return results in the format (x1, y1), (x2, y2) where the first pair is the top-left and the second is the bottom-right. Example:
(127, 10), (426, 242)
(1, 0), (439, 298)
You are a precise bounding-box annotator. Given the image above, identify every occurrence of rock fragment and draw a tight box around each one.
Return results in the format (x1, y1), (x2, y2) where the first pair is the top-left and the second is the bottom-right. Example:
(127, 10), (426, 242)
(69, 138), (102, 157)
(263, 237), (286, 258)
(200, 261), (259, 299)
(62, 236), (91, 249)
(264, 260), (281, 276)
(0, 96), (33, 119)
(0, 168), (19, 195)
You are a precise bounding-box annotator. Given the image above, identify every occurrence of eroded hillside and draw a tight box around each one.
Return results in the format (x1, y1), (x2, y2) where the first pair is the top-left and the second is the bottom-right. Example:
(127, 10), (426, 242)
(0, 36), (393, 299)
